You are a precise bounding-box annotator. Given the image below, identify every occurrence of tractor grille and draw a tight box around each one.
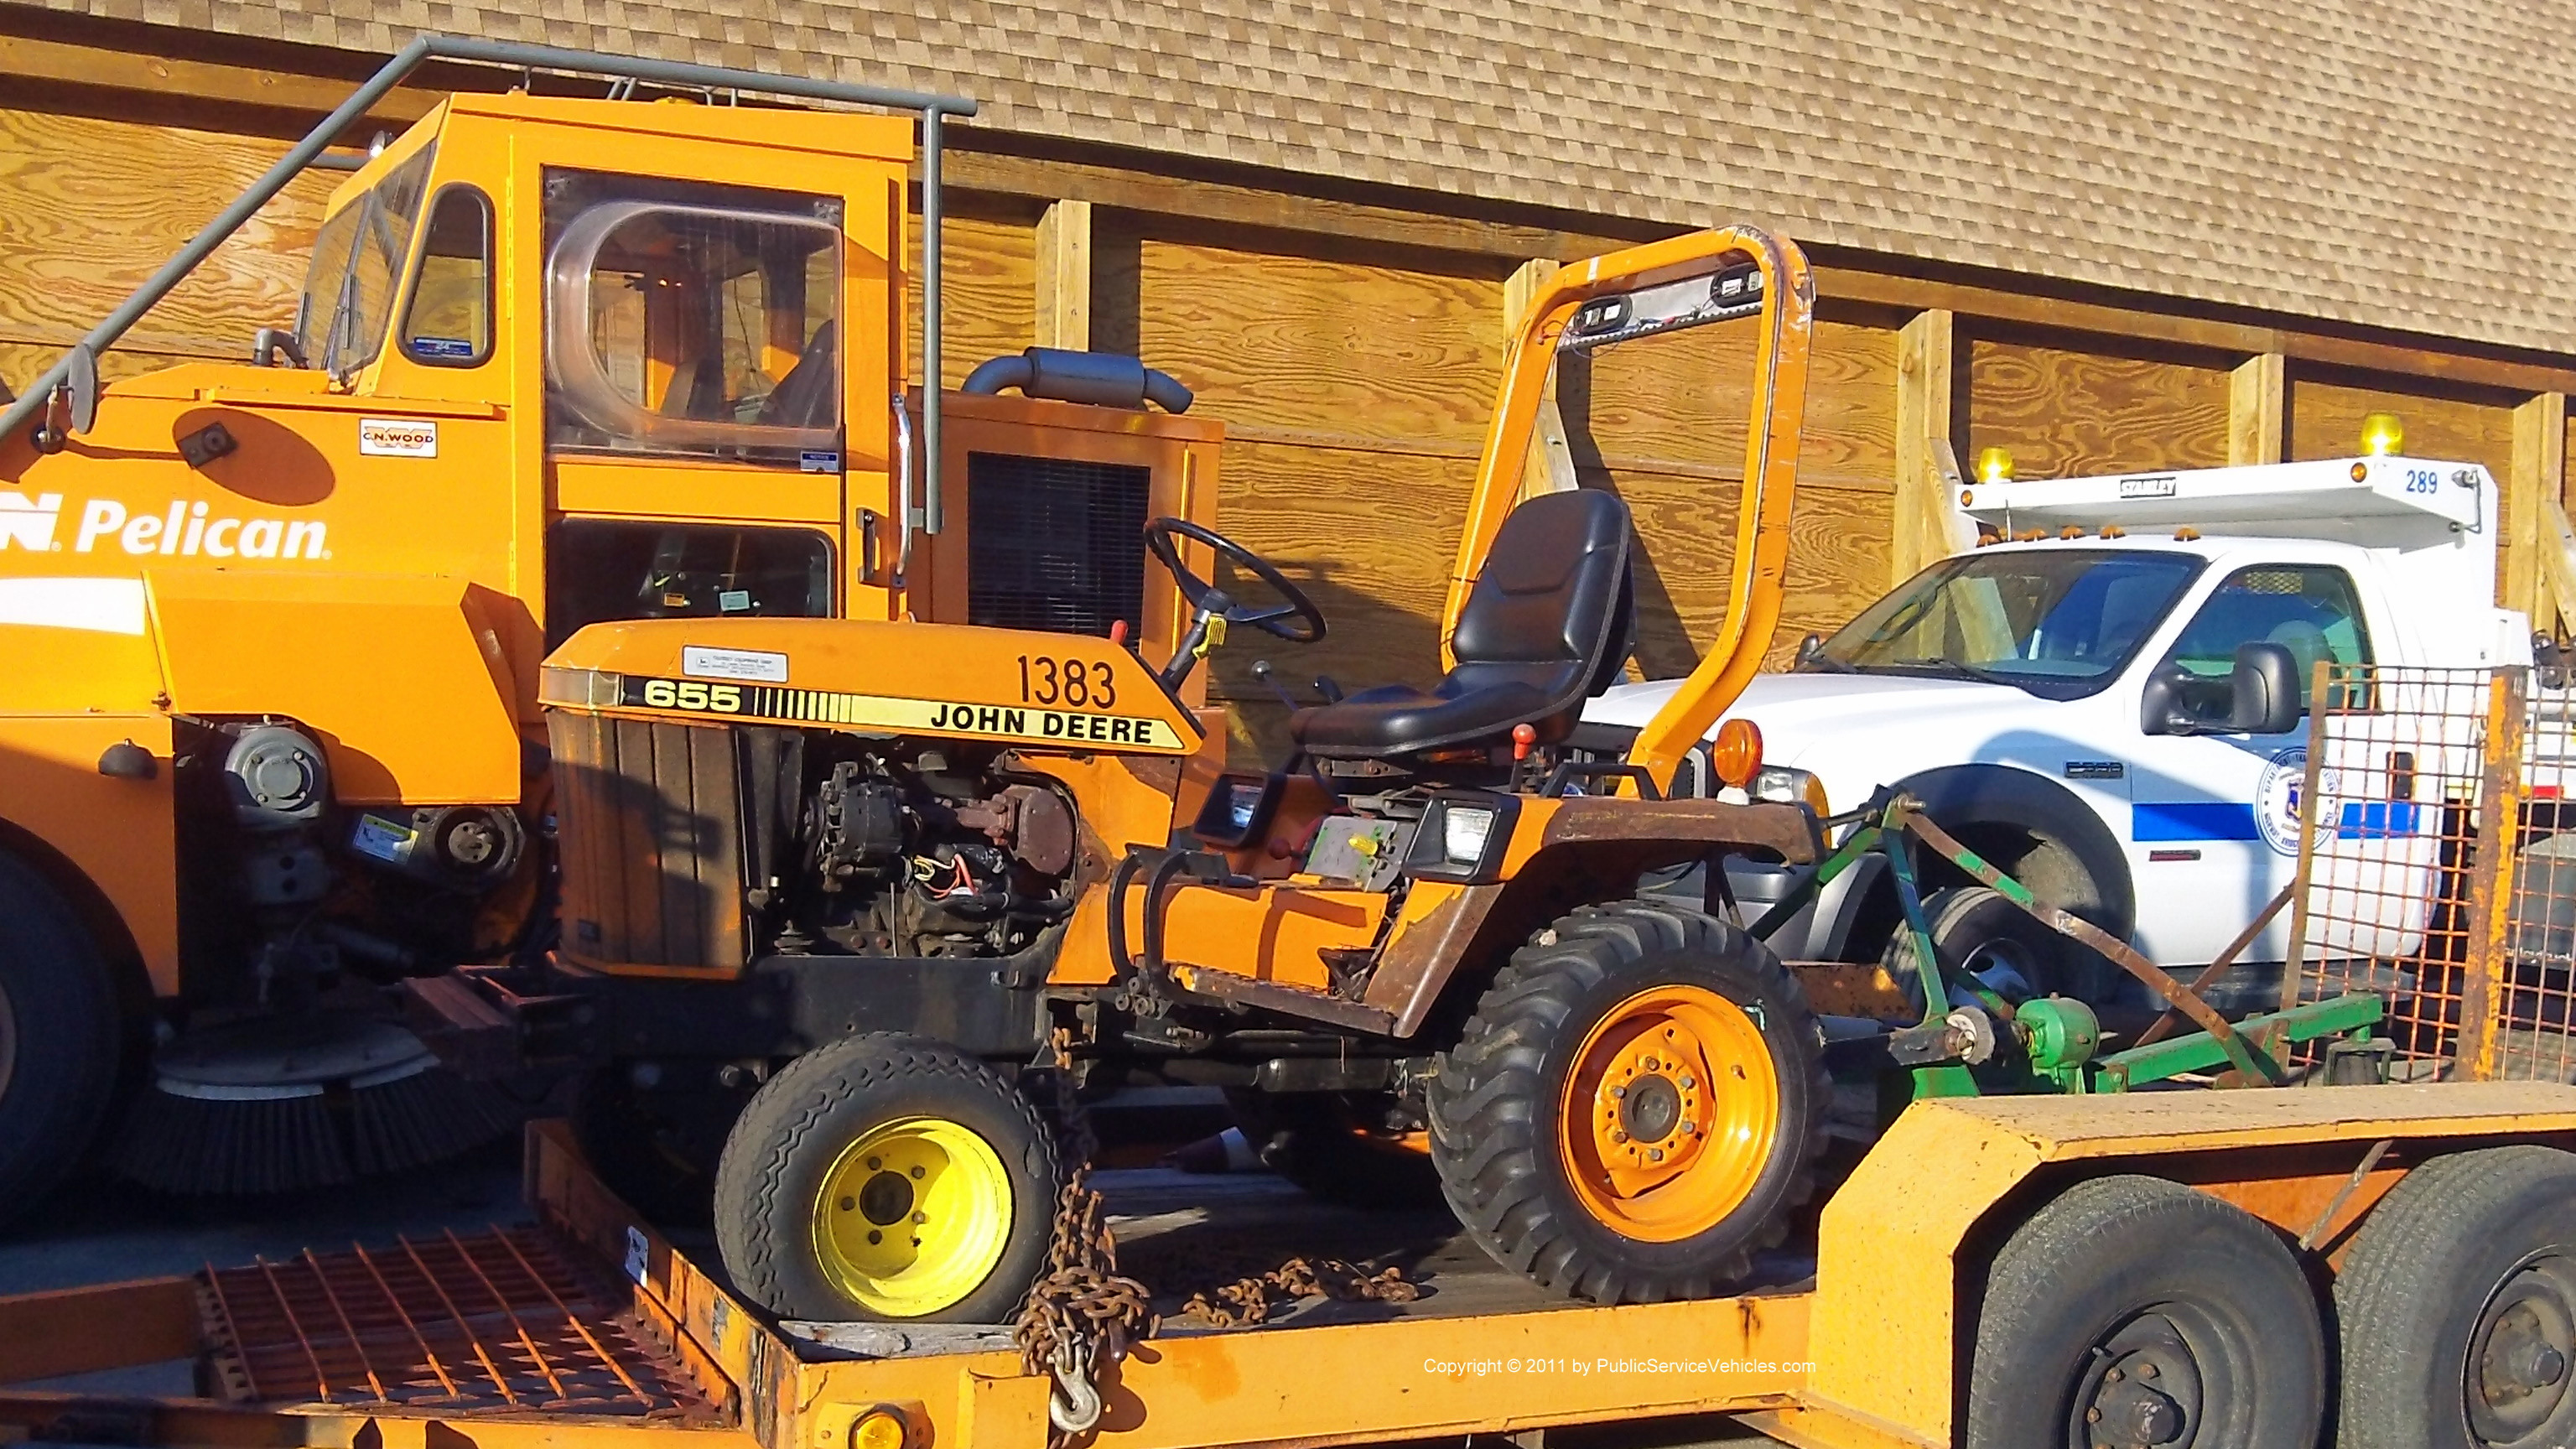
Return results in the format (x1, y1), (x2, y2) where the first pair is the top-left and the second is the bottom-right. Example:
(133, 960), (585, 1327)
(548, 711), (746, 973)
(966, 451), (1150, 637)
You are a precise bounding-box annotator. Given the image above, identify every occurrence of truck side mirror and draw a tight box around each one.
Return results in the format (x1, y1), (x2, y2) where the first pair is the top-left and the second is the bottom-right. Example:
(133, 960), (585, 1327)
(2226, 641), (2303, 735)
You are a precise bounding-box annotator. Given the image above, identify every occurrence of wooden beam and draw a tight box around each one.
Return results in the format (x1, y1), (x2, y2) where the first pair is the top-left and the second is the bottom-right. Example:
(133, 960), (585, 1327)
(1502, 257), (1576, 503)
(1893, 309), (1960, 585)
(2229, 353), (2288, 465)
(0, 32), (438, 122)
(1032, 198), (1092, 351)
(2509, 392), (2569, 625)
(1818, 266), (2576, 399)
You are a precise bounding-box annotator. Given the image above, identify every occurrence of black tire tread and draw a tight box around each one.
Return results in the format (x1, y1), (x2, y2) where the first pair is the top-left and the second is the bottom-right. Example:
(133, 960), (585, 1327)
(0, 852), (119, 1228)
(1966, 1173), (2325, 1449)
(2335, 1144), (2576, 1449)
(1427, 898), (1829, 1304)
(714, 1033), (1057, 1322)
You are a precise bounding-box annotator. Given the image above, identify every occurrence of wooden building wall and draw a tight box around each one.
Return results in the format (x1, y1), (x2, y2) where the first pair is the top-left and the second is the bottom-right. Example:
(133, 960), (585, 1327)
(6, 28), (2574, 770)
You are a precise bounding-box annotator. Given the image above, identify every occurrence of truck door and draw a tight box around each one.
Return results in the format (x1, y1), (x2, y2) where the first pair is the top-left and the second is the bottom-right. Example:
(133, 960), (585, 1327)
(538, 174), (849, 647)
(2126, 564), (2379, 997)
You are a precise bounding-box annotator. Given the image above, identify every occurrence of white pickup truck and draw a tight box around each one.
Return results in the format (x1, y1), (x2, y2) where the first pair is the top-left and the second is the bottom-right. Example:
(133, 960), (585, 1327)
(1588, 454), (2528, 1010)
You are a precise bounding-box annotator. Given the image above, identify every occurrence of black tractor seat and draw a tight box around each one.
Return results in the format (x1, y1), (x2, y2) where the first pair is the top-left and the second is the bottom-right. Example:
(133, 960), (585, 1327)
(1291, 489), (1634, 759)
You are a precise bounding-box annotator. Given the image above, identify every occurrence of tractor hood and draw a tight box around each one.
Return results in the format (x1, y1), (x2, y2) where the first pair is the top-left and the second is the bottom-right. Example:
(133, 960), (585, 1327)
(1585, 670), (2054, 808)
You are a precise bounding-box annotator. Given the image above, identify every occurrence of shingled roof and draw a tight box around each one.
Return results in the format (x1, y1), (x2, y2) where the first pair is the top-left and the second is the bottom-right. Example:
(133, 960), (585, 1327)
(23, 0), (2576, 356)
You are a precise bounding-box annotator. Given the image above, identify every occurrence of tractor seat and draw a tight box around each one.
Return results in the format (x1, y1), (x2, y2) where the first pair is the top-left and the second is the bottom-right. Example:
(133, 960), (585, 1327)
(1290, 489), (1633, 759)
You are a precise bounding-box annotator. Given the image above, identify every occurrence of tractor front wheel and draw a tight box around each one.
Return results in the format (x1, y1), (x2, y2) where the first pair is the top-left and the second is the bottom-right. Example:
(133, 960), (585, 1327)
(714, 1034), (1059, 1322)
(1427, 899), (1826, 1303)
(1965, 1174), (2324, 1449)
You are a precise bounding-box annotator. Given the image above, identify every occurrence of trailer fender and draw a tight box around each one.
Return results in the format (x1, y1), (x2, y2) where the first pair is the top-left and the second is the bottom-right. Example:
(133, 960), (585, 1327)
(147, 571), (528, 804)
(1802, 1082), (2576, 1446)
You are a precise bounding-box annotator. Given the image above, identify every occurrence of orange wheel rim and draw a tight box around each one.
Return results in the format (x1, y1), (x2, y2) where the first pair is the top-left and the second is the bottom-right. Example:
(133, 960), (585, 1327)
(1557, 984), (1779, 1243)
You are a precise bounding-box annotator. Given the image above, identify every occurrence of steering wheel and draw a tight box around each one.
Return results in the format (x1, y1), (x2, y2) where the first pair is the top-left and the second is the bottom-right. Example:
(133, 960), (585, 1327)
(1143, 517), (1327, 644)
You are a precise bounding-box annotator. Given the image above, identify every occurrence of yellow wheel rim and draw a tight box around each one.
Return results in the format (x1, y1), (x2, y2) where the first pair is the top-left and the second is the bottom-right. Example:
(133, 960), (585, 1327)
(813, 1116), (1014, 1317)
(1557, 984), (1780, 1244)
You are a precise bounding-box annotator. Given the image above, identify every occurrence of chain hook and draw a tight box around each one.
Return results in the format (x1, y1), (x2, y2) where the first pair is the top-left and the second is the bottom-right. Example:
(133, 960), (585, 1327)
(1046, 1339), (1104, 1434)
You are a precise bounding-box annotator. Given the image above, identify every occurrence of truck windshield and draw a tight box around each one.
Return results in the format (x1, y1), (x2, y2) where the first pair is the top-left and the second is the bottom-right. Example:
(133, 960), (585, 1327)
(1808, 549), (2204, 699)
(293, 146), (437, 377)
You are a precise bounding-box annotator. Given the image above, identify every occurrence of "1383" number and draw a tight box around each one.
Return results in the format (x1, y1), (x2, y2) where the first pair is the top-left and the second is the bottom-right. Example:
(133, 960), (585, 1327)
(1018, 654), (1117, 708)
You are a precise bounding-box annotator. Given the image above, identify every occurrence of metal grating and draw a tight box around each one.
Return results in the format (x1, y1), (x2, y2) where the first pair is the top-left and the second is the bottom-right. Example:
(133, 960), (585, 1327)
(966, 451), (1149, 637)
(2294, 663), (2576, 1082)
(196, 1227), (713, 1417)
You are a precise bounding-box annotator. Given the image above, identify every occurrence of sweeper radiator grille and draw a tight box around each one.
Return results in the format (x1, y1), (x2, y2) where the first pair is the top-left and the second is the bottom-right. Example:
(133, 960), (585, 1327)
(197, 1228), (714, 1418)
(550, 710), (748, 973)
(966, 451), (1149, 637)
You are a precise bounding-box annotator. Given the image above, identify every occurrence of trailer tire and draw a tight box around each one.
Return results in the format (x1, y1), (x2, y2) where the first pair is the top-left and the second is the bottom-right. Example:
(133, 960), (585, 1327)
(1881, 885), (2112, 1006)
(1427, 899), (1826, 1304)
(714, 1034), (1058, 1322)
(1223, 1088), (1444, 1209)
(2335, 1144), (2576, 1449)
(1965, 1174), (2324, 1449)
(0, 852), (120, 1230)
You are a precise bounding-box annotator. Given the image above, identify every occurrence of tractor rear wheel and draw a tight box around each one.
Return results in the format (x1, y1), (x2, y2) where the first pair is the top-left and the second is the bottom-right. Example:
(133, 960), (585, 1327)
(714, 1034), (1059, 1322)
(0, 853), (119, 1229)
(1965, 1174), (2324, 1449)
(1427, 899), (1826, 1303)
(1224, 1088), (1443, 1209)
(2335, 1145), (2576, 1449)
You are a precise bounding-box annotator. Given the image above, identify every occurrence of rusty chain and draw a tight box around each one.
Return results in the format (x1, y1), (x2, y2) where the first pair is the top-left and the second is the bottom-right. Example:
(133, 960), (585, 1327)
(1014, 1029), (1154, 1445)
(1010, 1028), (1423, 1440)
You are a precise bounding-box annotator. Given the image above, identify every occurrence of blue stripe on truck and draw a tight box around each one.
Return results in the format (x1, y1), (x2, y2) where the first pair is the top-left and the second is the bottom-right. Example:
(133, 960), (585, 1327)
(2132, 802), (2260, 841)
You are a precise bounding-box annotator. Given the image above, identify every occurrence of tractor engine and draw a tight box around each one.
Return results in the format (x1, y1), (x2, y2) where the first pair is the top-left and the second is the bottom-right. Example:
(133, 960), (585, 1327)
(779, 743), (1078, 958)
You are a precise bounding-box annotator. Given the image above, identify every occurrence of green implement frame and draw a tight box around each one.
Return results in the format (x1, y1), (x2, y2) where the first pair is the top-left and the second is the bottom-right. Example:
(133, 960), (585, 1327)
(1746, 790), (2383, 1098)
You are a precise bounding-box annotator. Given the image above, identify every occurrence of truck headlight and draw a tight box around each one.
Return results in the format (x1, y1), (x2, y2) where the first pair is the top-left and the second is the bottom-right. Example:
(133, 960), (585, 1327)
(1751, 766), (1828, 815)
(1405, 792), (1521, 884)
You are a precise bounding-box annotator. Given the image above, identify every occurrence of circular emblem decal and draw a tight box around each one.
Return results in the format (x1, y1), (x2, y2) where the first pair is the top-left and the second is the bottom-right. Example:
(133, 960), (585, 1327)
(2257, 747), (2338, 857)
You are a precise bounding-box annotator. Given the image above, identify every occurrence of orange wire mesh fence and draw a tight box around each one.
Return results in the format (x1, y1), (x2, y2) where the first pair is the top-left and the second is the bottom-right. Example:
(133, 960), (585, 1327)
(2293, 662), (2576, 1081)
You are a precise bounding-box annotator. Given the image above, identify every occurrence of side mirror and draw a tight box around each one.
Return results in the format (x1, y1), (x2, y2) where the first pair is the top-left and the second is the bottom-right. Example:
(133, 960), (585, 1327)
(2227, 641), (2303, 735)
(2140, 664), (2197, 736)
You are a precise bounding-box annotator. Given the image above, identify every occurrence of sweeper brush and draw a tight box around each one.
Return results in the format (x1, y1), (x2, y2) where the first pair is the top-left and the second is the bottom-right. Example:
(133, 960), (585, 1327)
(108, 1015), (522, 1196)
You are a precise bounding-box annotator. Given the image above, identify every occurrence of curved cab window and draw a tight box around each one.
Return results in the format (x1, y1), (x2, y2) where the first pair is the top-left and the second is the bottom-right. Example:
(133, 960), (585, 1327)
(543, 174), (841, 463)
(295, 145), (437, 378)
(402, 186), (493, 366)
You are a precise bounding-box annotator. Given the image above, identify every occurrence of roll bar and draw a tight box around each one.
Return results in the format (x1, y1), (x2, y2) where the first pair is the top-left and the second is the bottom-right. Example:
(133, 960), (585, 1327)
(1438, 225), (1815, 795)
(0, 35), (978, 533)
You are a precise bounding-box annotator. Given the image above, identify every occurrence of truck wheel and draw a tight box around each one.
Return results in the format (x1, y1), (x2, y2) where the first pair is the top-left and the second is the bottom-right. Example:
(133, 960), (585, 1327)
(2336, 1145), (2576, 1449)
(1966, 1174), (2324, 1449)
(1223, 1088), (1444, 1209)
(714, 1034), (1058, 1322)
(1882, 885), (2111, 1006)
(1427, 899), (1826, 1303)
(0, 853), (120, 1228)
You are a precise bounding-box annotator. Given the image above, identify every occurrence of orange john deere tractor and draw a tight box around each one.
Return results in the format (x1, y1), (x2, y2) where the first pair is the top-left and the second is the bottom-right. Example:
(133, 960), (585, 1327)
(434, 225), (1825, 1324)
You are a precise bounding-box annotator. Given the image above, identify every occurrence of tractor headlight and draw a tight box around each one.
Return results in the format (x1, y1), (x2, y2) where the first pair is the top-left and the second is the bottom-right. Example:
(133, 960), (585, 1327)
(1442, 806), (1497, 865)
(1751, 766), (1829, 815)
(1405, 792), (1521, 884)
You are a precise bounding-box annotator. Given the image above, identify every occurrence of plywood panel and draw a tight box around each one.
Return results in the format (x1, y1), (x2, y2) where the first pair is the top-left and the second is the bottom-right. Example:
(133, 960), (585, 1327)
(2291, 380), (2514, 478)
(1135, 239), (1506, 449)
(1576, 318), (1896, 491)
(907, 210), (1035, 391)
(1967, 339), (2231, 477)
(1607, 470), (1895, 678)
(0, 106), (334, 363)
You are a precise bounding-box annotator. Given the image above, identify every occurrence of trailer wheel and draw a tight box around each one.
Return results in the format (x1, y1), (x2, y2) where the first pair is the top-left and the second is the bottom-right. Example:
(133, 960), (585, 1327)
(2336, 1145), (2576, 1449)
(714, 1034), (1058, 1322)
(0, 853), (120, 1228)
(1966, 1174), (2324, 1449)
(1881, 885), (2111, 1006)
(1428, 899), (1826, 1303)
(1224, 1088), (1444, 1209)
